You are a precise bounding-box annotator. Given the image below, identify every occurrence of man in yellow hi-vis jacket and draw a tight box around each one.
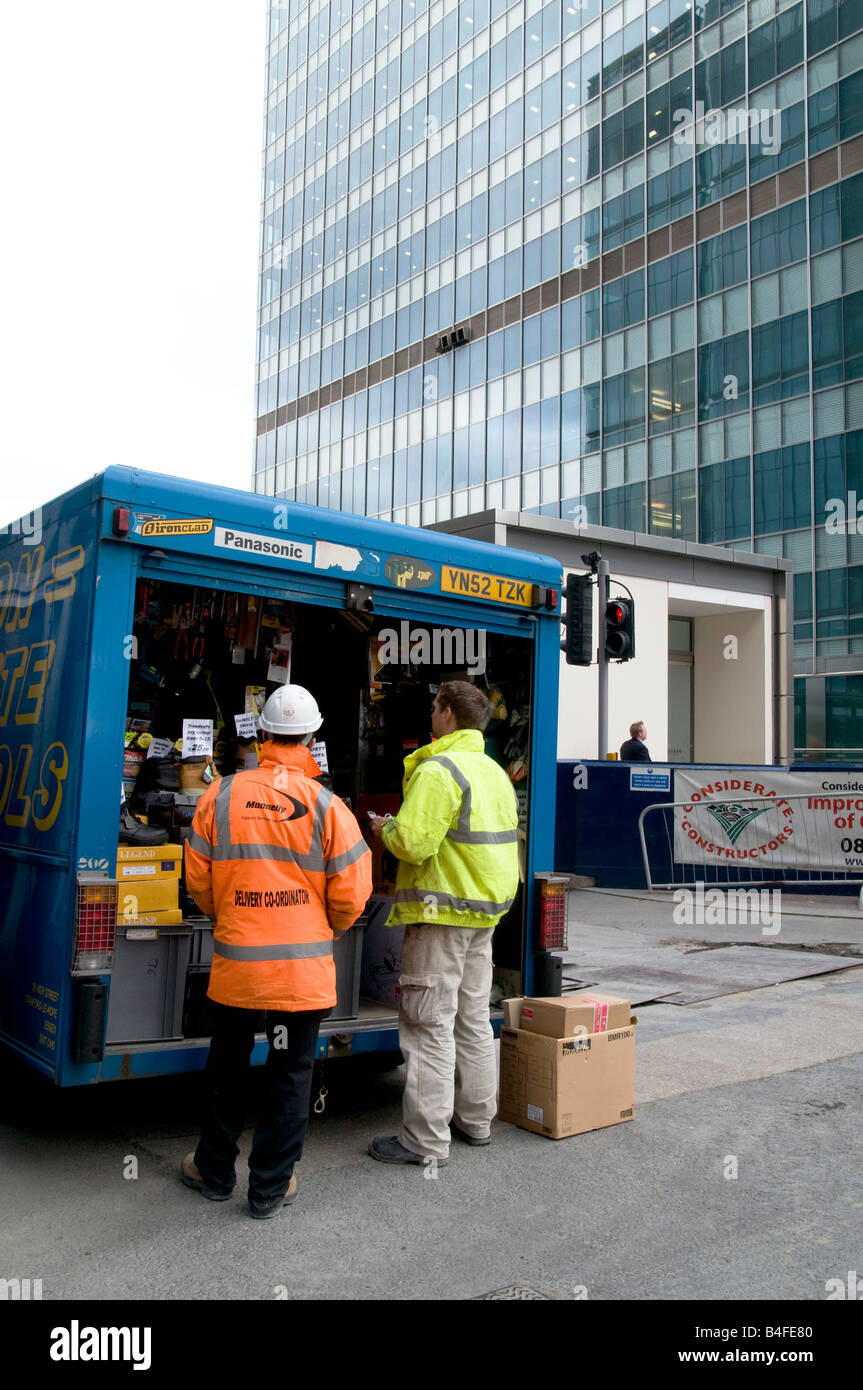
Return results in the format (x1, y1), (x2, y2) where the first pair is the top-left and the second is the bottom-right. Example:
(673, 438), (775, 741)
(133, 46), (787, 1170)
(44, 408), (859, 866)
(367, 680), (519, 1165)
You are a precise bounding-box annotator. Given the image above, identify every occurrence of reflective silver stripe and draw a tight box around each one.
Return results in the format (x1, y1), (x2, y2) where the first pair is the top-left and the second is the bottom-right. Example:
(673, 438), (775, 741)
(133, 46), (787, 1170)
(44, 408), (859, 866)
(393, 888), (515, 916)
(213, 939), (334, 962)
(213, 774), (235, 852)
(326, 837), (370, 876)
(446, 828), (518, 845)
(427, 755), (516, 846)
(186, 830), (214, 858)
(209, 771), (325, 868)
(313, 782), (333, 853)
(427, 755), (472, 835)
(208, 841), (325, 869)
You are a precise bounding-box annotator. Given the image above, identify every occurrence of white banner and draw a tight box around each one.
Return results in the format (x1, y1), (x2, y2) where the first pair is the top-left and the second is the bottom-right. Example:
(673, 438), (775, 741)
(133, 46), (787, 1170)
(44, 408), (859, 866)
(673, 768), (863, 871)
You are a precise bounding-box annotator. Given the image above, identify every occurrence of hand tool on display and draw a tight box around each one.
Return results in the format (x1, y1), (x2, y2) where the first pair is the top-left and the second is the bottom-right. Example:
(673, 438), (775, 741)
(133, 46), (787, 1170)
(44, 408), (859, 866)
(188, 626), (206, 679)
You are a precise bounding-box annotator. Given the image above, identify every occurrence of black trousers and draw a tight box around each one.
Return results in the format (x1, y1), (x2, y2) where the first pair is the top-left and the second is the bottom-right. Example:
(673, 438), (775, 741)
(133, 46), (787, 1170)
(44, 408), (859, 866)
(195, 1000), (326, 1204)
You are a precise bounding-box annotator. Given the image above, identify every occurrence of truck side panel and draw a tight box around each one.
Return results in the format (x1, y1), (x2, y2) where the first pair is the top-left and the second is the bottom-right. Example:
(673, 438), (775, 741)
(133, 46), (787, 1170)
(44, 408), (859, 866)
(0, 498), (98, 1076)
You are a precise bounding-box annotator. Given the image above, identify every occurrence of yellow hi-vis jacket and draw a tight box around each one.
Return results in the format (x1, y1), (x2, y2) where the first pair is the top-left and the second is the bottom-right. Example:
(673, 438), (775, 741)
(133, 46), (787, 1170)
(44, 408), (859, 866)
(381, 728), (519, 928)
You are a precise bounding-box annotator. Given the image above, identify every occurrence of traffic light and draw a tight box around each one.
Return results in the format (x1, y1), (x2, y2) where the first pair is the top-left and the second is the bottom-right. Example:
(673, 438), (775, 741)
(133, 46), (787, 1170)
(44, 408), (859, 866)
(561, 572), (594, 666)
(605, 598), (635, 661)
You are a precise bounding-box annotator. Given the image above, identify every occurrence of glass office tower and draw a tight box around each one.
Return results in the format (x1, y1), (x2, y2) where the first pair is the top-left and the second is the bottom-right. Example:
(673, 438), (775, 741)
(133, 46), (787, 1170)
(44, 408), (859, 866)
(255, 0), (863, 753)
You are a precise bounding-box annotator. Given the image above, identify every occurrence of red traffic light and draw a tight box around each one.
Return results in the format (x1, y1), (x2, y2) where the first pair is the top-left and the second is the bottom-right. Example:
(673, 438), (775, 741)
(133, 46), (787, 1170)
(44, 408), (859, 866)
(605, 597), (635, 661)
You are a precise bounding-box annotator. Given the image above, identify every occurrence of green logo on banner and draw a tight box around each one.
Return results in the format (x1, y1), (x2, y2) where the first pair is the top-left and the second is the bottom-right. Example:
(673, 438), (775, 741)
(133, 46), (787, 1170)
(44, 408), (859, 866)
(706, 802), (771, 844)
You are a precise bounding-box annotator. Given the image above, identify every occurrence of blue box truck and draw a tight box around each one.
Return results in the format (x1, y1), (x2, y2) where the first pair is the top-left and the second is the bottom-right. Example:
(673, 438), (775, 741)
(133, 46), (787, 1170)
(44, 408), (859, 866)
(0, 467), (562, 1084)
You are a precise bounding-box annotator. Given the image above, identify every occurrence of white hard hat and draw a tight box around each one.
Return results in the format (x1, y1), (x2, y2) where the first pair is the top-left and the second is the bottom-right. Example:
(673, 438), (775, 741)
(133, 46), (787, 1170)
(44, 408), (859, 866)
(259, 684), (323, 735)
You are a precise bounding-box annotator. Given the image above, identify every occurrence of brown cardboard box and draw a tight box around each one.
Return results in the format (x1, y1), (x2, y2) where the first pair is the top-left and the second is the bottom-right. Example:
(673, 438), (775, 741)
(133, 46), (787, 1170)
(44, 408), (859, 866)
(116, 845), (183, 880)
(498, 1019), (636, 1139)
(518, 992), (630, 1039)
(116, 843), (185, 864)
(116, 879), (179, 914)
(116, 909), (184, 927)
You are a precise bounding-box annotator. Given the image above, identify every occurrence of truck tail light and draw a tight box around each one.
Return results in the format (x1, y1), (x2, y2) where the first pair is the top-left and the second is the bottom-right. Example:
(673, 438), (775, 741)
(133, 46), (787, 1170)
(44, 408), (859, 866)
(536, 874), (569, 950)
(112, 507), (130, 537)
(72, 875), (118, 975)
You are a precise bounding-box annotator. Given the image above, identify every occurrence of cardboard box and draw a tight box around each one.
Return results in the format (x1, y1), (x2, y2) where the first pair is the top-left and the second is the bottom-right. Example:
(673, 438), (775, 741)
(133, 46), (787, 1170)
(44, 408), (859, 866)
(498, 1020), (636, 1139)
(116, 846), (183, 880)
(116, 843), (185, 864)
(518, 992), (630, 1039)
(501, 996), (524, 1028)
(116, 879), (179, 914)
(116, 909), (184, 928)
(359, 894), (404, 1007)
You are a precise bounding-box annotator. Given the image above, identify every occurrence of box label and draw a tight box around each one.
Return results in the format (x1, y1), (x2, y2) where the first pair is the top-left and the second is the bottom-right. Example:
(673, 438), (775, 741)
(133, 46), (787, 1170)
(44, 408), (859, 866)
(526, 1103), (544, 1124)
(125, 929), (158, 940)
(121, 865), (156, 876)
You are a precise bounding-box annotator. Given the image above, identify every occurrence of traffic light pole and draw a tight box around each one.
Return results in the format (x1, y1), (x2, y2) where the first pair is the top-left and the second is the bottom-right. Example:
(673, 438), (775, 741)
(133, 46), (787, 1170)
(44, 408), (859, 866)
(597, 557), (609, 759)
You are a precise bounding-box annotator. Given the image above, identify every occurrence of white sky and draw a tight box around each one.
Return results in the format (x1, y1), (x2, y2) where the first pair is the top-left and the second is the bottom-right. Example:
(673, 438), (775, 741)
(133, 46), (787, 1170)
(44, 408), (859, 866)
(0, 1), (267, 525)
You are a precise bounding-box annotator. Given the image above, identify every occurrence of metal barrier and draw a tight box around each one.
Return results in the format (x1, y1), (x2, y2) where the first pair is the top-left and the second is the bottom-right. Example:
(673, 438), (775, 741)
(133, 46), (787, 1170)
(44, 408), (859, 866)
(638, 794), (863, 891)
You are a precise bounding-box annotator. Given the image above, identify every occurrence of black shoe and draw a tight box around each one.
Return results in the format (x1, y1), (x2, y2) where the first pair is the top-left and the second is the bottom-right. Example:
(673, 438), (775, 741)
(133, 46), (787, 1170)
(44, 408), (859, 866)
(119, 803), (169, 846)
(155, 759), (180, 791)
(450, 1122), (491, 1146)
(248, 1174), (298, 1219)
(367, 1136), (448, 1165)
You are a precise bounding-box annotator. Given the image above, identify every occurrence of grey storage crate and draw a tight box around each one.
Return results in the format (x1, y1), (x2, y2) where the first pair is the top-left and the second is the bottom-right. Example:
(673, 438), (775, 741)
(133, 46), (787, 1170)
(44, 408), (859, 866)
(328, 919), (365, 1021)
(105, 926), (193, 1043)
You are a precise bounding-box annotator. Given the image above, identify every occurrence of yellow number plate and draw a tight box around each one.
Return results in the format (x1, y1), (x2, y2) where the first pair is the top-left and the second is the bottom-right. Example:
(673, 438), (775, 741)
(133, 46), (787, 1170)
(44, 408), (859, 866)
(440, 565), (534, 607)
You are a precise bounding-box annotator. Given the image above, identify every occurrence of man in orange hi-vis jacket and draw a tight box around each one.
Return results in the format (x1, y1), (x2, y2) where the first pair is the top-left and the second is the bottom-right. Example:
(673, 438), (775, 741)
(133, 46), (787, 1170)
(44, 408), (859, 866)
(180, 684), (371, 1219)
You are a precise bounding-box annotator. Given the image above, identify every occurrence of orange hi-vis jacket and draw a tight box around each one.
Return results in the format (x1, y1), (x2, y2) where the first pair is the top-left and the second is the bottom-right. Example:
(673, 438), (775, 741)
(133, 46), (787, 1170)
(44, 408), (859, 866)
(184, 740), (372, 1011)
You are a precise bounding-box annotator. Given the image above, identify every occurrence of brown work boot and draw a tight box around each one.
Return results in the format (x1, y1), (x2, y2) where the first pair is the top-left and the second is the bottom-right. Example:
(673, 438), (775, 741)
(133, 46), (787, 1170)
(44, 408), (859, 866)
(180, 1152), (232, 1201)
(248, 1174), (299, 1219)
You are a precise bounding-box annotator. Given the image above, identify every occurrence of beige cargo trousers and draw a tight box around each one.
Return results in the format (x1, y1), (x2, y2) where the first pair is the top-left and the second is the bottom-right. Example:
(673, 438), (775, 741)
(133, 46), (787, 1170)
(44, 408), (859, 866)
(397, 921), (497, 1160)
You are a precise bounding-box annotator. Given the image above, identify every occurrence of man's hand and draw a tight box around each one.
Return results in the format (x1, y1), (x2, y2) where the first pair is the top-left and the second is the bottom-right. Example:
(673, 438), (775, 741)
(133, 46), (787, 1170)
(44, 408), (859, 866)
(367, 813), (391, 841)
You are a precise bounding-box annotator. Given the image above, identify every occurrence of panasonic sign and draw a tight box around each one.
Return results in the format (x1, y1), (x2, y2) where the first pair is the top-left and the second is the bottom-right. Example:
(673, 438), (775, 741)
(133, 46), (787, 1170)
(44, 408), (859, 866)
(213, 527), (313, 563)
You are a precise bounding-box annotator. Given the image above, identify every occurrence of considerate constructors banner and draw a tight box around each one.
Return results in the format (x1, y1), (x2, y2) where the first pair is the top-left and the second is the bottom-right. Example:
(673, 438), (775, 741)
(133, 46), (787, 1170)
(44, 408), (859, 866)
(673, 769), (863, 871)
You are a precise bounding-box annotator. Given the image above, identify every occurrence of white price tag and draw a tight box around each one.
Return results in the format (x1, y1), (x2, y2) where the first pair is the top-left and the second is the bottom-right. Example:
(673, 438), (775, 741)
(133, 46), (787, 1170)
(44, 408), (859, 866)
(234, 712), (258, 738)
(309, 740), (329, 772)
(267, 632), (292, 685)
(182, 719), (213, 758)
(146, 737), (173, 760)
(231, 645), (246, 664)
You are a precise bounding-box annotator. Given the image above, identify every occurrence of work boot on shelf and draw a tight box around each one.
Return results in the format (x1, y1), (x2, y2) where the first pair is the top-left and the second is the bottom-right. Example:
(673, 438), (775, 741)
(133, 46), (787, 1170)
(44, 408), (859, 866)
(119, 802), (169, 846)
(155, 758), (180, 791)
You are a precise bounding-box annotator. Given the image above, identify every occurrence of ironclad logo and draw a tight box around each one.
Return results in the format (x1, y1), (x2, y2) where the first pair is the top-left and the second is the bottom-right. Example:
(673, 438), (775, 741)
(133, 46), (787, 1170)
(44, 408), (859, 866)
(141, 517), (213, 537)
(706, 802), (771, 844)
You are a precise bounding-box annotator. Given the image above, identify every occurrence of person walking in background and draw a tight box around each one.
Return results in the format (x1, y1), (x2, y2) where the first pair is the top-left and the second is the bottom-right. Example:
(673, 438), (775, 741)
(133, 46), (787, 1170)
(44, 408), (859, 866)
(366, 680), (519, 1166)
(619, 720), (651, 761)
(181, 684), (371, 1218)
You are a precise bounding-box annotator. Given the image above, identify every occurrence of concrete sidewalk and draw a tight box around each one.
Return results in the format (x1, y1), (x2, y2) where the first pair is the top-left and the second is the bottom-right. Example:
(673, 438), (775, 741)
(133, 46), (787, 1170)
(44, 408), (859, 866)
(1, 891), (861, 1301)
